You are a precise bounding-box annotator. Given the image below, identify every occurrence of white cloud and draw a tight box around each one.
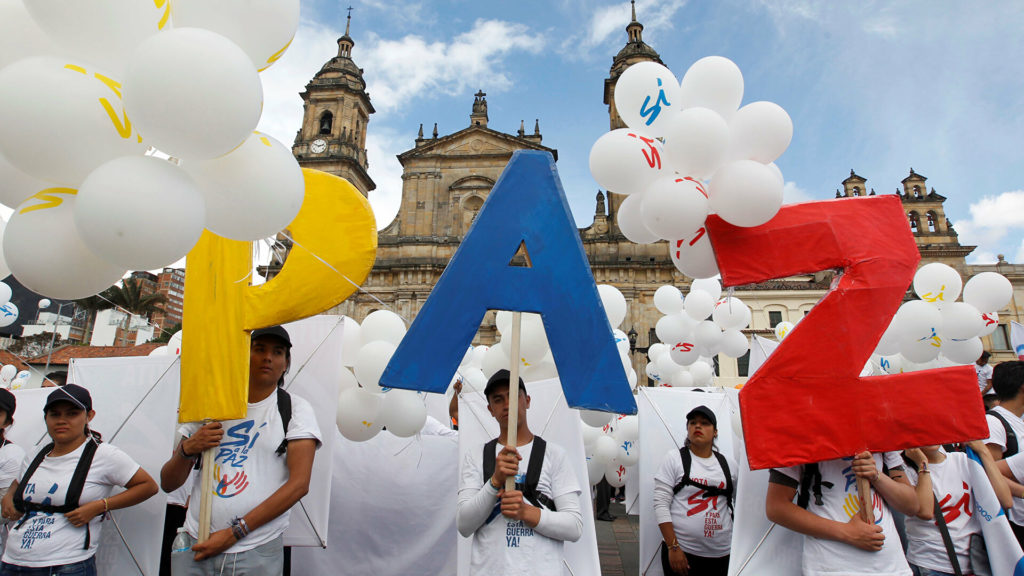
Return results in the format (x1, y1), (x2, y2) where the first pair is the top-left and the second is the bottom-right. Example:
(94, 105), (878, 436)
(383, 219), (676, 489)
(968, 190), (1024, 228)
(359, 19), (546, 114)
(1017, 239), (1024, 263)
(968, 250), (998, 265)
(365, 129), (405, 231)
(782, 181), (814, 204)
(954, 190), (1024, 263)
(560, 0), (687, 60)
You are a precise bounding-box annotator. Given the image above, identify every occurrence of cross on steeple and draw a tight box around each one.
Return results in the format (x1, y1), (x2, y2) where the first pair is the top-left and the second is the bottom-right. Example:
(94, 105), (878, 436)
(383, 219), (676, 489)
(345, 6), (353, 35)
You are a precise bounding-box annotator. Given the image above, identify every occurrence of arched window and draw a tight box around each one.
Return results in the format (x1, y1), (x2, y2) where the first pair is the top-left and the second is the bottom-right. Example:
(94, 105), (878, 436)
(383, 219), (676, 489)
(913, 185), (922, 198)
(319, 111), (333, 135)
(926, 211), (937, 233)
(852, 187), (860, 197)
(908, 211), (920, 233)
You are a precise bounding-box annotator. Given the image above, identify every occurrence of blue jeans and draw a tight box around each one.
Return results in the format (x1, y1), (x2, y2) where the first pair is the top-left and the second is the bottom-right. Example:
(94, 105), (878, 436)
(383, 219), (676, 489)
(0, 556), (97, 576)
(170, 533), (283, 576)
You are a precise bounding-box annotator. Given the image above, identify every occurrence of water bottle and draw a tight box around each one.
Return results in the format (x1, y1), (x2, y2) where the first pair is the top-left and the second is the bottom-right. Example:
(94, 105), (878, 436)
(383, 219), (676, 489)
(171, 527), (190, 553)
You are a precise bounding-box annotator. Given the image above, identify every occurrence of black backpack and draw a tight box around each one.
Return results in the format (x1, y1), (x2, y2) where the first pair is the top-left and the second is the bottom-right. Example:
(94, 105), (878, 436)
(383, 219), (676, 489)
(797, 463), (834, 509)
(672, 448), (734, 517)
(482, 436), (557, 512)
(988, 409), (1018, 457)
(12, 439), (100, 549)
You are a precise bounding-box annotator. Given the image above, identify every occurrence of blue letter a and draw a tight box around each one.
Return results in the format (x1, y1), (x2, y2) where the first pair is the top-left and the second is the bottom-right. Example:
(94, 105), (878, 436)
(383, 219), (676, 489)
(380, 151), (635, 414)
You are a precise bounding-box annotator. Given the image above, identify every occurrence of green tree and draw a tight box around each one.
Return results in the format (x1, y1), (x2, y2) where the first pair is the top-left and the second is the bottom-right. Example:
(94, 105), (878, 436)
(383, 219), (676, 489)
(102, 278), (167, 346)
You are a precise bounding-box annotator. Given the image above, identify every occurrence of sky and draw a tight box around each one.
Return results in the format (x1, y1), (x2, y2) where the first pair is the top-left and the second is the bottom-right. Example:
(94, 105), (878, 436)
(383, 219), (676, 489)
(251, 0), (1024, 265)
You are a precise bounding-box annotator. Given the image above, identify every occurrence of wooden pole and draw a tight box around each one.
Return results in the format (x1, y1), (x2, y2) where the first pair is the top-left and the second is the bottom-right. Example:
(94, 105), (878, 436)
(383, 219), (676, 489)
(198, 443), (216, 542)
(857, 473), (873, 523)
(504, 311), (523, 492)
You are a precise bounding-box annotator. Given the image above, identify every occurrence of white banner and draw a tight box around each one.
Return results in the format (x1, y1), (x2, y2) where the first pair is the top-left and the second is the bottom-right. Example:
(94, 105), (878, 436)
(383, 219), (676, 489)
(457, 378), (600, 576)
(748, 335), (779, 377)
(965, 446), (1024, 575)
(636, 388), (736, 576)
(1011, 321), (1024, 360)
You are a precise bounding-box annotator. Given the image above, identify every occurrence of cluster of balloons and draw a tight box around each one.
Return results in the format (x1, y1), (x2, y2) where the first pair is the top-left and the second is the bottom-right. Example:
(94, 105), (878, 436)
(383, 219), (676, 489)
(0, 0), (304, 300)
(582, 413), (639, 488)
(644, 278), (751, 387)
(0, 281), (17, 328)
(872, 264), (1013, 372)
(337, 312), (431, 442)
(589, 56), (792, 279)
(0, 364), (29, 390)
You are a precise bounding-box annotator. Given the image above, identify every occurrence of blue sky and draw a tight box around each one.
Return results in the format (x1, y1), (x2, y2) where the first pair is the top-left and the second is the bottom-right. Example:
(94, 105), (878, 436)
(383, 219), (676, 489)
(255, 0), (1024, 264)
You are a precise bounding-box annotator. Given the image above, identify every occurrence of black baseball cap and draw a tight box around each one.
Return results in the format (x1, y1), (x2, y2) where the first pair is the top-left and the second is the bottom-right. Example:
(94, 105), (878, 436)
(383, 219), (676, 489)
(483, 369), (526, 398)
(251, 325), (292, 348)
(43, 383), (92, 413)
(686, 405), (717, 428)
(0, 388), (15, 418)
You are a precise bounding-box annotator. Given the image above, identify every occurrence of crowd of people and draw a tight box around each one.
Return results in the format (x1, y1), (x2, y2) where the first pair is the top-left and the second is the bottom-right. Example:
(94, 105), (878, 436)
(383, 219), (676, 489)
(0, 324), (1019, 576)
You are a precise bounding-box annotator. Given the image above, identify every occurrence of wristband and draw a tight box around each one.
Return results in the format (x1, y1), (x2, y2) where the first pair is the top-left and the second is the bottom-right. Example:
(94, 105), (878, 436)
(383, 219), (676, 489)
(667, 540), (681, 551)
(102, 498), (109, 513)
(178, 441), (196, 460)
(490, 477), (501, 491)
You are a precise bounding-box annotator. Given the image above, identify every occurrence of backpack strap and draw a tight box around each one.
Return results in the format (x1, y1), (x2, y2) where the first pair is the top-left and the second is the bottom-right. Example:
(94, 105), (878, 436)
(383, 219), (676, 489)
(672, 447), (693, 495)
(711, 450), (735, 517)
(797, 463), (832, 508)
(481, 438), (500, 486)
(521, 436), (556, 511)
(275, 388), (292, 456)
(988, 410), (1018, 457)
(13, 440), (99, 550)
(932, 493), (964, 576)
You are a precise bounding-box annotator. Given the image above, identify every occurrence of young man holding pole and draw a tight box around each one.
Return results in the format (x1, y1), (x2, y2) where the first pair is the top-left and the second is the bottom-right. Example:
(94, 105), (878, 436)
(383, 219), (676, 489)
(161, 325), (321, 576)
(457, 369), (583, 575)
(765, 452), (918, 575)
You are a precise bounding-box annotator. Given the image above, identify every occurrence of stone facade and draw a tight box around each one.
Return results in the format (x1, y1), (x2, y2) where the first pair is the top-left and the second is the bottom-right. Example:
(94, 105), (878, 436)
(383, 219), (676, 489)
(293, 7), (1024, 386)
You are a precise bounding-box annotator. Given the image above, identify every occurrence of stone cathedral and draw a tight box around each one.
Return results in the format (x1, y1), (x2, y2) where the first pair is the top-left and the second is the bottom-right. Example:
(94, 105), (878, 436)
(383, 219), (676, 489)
(290, 9), (1023, 385)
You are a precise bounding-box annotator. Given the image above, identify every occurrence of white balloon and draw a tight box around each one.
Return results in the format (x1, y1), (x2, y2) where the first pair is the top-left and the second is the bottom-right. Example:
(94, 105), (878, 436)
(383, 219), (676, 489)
(340, 317), (361, 367)
(598, 284), (627, 329)
(353, 340), (396, 392)
(712, 297), (751, 330)
(728, 101), (793, 164)
(359, 310), (407, 347)
(0, 57), (147, 185)
(379, 389), (427, 438)
(694, 320), (723, 349)
(913, 263), (963, 304)
(0, 151), (51, 209)
(654, 285), (685, 315)
(670, 369), (695, 387)
(461, 367), (487, 394)
(336, 387), (383, 442)
(593, 434), (618, 464)
(167, 331), (183, 355)
(766, 162), (785, 187)
(0, 0), (58, 71)
(495, 311), (512, 335)
(719, 329), (749, 358)
(605, 462), (628, 488)
(586, 453), (605, 486)
(684, 290), (715, 321)
(627, 368), (638, 390)
(185, 131), (304, 241)
(589, 128), (668, 195)
(124, 28), (262, 160)
(36, 297), (50, 309)
(940, 302), (984, 341)
(613, 329), (630, 355)
(901, 336), (942, 363)
(148, 346), (169, 357)
(668, 338), (700, 366)
(648, 342), (669, 362)
(640, 176), (709, 240)
(663, 107), (730, 179)
(875, 316), (903, 356)
(690, 278), (722, 301)
(481, 344), (509, 379)
(522, 358), (558, 382)
(469, 346), (489, 369)
(655, 314), (690, 347)
(774, 321), (795, 342)
(582, 424), (602, 449)
(656, 351), (680, 377)
(644, 361), (663, 384)
(670, 227), (719, 279)
(0, 283), (11, 307)
(894, 300), (943, 343)
(877, 354), (903, 375)
(75, 156), (205, 270)
(0, 364), (15, 382)
(338, 367), (358, 393)
(5, 190), (125, 299)
(24, 0), (168, 76)
(690, 360), (714, 386)
(614, 415), (639, 444)
(978, 312), (1000, 337)
(678, 56), (744, 121)
(519, 313), (549, 364)
(0, 302), (18, 328)
(963, 272), (1013, 313)
(616, 438), (640, 467)
(709, 160), (784, 227)
(617, 192), (661, 244)
(169, 0), (300, 72)
(613, 61), (681, 136)
(941, 337), (984, 365)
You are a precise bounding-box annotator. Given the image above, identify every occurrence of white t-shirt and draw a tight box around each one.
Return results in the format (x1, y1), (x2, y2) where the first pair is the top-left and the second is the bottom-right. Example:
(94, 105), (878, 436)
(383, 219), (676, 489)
(977, 363), (994, 393)
(459, 439), (581, 576)
(904, 453), (980, 572)
(652, 448), (737, 558)
(0, 440), (26, 556)
(180, 389), (321, 554)
(985, 405), (1024, 524)
(2, 441), (140, 568)
(775, 455), (912, 576)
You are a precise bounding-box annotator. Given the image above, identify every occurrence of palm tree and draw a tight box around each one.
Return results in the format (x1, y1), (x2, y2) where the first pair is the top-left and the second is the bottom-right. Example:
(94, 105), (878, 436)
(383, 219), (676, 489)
(102, 278), (167, 346)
